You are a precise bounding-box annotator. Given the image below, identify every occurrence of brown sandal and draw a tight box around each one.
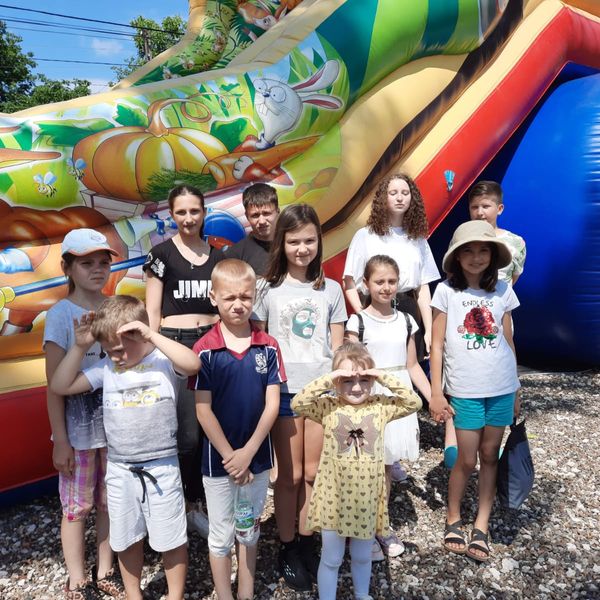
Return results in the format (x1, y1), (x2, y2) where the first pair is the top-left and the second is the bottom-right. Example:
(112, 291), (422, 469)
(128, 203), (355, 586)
(443, 519), (467, 554)
(466, 528), (491, 562)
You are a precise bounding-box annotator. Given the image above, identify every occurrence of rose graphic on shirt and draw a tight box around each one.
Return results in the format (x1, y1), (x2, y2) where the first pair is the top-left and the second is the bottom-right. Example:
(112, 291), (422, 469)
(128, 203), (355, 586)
(457, 306), (498, 342)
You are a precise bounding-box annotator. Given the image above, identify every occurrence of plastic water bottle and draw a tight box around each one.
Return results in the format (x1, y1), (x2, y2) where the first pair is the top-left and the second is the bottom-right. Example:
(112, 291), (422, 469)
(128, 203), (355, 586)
(234, 484), (254, 539)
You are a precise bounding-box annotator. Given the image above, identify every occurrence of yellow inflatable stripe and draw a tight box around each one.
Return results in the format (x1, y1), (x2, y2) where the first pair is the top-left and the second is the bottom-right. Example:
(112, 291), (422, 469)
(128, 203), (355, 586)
(323, 0), (565, 259)
(0, 357), (46, 394)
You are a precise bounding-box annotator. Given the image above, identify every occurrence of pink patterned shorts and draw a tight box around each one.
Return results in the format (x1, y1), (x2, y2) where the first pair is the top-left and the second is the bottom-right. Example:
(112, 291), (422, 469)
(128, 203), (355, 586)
(59, 447), (108, 521)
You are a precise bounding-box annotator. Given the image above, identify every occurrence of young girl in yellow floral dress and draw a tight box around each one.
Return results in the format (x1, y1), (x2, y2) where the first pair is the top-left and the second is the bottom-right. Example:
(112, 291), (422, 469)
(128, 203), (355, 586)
(291, 342), (421, 600)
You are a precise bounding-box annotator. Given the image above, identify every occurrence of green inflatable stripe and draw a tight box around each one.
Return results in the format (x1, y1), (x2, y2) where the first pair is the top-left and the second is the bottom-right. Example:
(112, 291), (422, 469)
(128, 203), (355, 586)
(421, 0), (459, 51)
(316, 0), (378, 103)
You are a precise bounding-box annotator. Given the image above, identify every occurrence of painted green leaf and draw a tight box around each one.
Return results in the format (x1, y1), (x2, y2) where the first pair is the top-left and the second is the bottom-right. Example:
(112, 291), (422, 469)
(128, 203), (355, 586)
(210, 117), (257, 152)
(36, 119), (114, 146)
(0, 172), (13, 194)
(114, 104), (148, 127)
(12, 126), (33, 151)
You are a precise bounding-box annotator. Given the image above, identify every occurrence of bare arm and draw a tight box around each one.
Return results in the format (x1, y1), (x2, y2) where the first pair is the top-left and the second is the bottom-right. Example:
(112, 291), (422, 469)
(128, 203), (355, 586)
(45, 342), (74, 475)
(415, 283), (433, 354)
(195, 389), (234, 460)
(223, 383), (280, 478)
(118, 321), (200, 376)
(330, 322), (345, 352)
(502, 311), (516, 356)
(429, 308), (453, 422)
(406, 336), (431, 402)
(51, 344), (93, 396)
(144, 273), (164, 332)
(343, 275), (363, 315)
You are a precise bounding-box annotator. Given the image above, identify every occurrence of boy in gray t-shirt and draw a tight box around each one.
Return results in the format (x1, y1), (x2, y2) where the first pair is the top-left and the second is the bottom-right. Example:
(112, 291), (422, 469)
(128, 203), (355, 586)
(51, 295), (200, 600)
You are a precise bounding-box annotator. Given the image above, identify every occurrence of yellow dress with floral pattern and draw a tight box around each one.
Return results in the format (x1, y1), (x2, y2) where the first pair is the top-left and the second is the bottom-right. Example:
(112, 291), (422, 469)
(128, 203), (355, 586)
(292, 372), (422, 539)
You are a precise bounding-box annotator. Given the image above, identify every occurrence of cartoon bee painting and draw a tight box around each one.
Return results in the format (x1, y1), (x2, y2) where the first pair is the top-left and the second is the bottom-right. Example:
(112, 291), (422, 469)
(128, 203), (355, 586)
(33, 172), (57, 197)
(67, 157), (86, 180)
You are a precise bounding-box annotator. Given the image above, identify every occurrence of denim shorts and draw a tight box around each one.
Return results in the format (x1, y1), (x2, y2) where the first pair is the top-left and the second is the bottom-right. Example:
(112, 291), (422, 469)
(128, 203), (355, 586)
(279, 392), (298, 418)
(450, 392), (516, 430)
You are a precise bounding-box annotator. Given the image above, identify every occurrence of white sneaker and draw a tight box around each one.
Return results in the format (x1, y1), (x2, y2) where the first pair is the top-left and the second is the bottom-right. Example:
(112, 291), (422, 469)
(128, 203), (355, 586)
(371, 538), (385, 562)
(390, 462), (408, 482)
(376, 532), (405, 557)
(187, 508), (209, 538)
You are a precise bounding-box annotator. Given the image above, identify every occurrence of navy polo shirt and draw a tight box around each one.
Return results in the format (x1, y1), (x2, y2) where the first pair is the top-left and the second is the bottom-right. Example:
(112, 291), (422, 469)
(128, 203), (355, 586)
(191, 322), (286, 477)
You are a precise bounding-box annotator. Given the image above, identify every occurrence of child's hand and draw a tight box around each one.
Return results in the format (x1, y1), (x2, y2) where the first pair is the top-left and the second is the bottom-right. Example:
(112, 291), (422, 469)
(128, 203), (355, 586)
(429, 392), (455, 423)
(52, 439), (74, 476)
(358, 368), (384, 380)
(223, 447), (252, 479)
(330, 368), (356, 382)
(73, 313), (96, 349)
(234, 470), (254, 486)
(117, 320), (154, 343)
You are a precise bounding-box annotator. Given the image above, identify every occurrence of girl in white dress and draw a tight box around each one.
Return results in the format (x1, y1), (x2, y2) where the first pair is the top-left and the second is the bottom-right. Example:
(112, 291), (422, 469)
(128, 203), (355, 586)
(345, 255), (431, 559)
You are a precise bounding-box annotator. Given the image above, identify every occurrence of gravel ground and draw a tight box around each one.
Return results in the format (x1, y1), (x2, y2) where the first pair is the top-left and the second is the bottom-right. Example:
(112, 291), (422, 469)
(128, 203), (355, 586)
(1, 369), (599, 599)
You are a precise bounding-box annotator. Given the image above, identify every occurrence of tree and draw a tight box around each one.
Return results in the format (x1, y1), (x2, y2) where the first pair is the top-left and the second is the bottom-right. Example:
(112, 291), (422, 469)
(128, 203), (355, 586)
(111, 15), (186, 81)
(0, 21), (91, 113)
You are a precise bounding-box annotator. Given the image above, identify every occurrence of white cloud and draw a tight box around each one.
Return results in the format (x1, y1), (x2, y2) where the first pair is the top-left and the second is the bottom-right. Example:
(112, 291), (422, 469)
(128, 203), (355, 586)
(91, 38), (124, 57)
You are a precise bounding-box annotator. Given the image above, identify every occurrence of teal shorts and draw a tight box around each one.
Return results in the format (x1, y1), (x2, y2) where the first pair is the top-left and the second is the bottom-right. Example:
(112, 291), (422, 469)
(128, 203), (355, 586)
(450, 393), (516, 430)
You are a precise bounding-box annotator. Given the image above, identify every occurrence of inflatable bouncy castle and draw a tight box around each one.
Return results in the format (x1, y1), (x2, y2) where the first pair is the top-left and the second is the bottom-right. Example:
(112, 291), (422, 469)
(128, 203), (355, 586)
(1, 0), (599, 498)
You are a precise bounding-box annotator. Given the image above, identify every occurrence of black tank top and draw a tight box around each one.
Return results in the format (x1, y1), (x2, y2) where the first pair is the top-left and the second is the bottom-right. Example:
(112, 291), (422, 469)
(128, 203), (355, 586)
(143, 238), (224, 317)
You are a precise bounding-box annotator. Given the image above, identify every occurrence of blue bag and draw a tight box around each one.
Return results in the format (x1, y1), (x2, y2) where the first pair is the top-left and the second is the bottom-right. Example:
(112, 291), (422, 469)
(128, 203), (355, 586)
(496, 419), (534, 509)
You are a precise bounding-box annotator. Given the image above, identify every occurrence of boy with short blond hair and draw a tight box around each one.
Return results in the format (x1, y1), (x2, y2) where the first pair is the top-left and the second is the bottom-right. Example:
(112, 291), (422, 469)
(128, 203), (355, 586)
(468, 181), (526, 286)
(192, 259), (284, 600)
(51, 295), (200, 600)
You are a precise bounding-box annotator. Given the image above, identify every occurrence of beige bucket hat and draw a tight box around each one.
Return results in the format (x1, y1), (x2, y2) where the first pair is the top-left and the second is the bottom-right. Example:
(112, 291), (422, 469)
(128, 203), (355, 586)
(442, 221), (512, 274)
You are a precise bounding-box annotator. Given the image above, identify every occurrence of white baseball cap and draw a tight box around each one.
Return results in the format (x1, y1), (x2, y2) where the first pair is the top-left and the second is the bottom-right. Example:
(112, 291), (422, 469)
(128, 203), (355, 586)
(61, 228), (119, 257)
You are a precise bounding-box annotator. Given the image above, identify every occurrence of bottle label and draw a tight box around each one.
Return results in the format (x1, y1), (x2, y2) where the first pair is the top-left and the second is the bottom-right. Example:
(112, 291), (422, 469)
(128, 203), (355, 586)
(234, 501), (254, 533)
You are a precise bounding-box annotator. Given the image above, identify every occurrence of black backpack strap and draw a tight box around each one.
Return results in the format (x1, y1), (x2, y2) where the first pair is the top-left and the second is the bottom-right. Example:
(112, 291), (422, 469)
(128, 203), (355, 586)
(402, 311), (412, 345)
(356, 312), (365, 343)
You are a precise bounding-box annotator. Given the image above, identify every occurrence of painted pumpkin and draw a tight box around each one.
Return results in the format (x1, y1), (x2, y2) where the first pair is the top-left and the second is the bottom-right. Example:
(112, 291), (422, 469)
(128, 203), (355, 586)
(73, 98), (227, 202)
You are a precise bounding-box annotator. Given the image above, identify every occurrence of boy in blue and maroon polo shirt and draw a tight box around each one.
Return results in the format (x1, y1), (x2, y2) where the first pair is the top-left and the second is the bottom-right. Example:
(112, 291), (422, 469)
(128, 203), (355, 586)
(191, 258), (285, 599)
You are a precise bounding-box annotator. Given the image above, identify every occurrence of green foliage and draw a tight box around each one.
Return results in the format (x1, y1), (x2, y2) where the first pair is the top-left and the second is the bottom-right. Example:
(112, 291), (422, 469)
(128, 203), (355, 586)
(210, 117), (257, 152)
(0, 22), (91, 113)
(144, 168), (217, 201)
(114, 104), (148, 127)
(36, 118), (114, 146)
(111, 15), (186, 81)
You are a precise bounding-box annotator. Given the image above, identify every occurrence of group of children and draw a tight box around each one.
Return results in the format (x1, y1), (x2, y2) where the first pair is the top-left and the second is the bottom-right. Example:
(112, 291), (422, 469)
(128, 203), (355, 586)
(45, 177), (525, 600)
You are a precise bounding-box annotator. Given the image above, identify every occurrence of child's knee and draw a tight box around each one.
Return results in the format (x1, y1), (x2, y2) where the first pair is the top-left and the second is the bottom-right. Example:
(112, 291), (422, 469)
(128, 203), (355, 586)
(479, 444), (500, 465)
(457, 453), (478, 472)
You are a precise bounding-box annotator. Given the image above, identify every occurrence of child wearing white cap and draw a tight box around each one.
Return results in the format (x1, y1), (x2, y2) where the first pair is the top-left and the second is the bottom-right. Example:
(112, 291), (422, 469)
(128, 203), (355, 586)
(44, 228), (126, 598)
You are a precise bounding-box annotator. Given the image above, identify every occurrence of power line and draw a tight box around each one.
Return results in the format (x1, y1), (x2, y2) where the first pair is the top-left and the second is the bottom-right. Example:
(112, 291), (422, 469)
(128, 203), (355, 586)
(34, 57), (129, 67)
(7, 24), (135, 43)
(0, 3), (182, 34)
(1, 16), (137, 38)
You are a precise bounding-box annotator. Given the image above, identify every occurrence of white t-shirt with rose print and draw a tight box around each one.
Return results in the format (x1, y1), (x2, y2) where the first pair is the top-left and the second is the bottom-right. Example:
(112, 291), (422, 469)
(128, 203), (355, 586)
(431, 280), (520, 398)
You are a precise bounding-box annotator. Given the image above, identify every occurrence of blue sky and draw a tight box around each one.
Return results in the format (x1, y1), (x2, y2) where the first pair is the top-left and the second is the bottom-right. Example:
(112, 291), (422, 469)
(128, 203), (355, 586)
(3, 1), (188, 93)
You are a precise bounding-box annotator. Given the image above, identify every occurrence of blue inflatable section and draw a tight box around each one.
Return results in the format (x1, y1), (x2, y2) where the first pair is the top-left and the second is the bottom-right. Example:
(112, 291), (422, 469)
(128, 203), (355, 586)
(429, 64), (600, 369)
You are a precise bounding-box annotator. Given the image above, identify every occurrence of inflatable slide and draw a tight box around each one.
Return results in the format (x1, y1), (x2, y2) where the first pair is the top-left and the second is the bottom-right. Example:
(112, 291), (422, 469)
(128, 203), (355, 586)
(1, 0), (599, 498)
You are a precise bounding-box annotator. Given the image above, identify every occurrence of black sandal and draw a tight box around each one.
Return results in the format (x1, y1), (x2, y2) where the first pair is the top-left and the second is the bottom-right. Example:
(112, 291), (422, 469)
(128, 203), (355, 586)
(443, 519), (467, 554)
(466, 528), (491, 562)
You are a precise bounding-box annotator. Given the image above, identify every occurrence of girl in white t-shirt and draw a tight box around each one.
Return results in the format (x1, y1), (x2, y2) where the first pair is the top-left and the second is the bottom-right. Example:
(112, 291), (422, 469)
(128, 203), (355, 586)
(429, 221), (520, 563)
(345, 255), (431, 560)
(343, 173), (440, 361)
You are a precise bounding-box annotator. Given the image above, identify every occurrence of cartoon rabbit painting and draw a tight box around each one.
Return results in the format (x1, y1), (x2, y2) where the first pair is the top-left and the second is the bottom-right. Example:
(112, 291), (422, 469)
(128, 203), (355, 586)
(253, 60), (343, 149)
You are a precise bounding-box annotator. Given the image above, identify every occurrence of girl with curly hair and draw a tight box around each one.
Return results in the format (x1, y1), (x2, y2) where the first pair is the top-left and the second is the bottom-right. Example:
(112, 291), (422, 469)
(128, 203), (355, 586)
(429, 221), (520, 563)
(343, 173), (440, 362)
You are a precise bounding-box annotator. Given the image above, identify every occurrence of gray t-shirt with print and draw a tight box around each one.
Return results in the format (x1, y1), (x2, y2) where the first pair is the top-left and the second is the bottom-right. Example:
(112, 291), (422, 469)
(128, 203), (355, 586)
(253, 278), (347, 393)
(43, 299), (106, 450)
(83, 348), (182, 463)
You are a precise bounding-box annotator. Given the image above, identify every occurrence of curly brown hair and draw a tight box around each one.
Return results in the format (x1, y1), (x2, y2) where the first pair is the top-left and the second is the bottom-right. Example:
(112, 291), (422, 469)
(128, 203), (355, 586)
(366, 173), (429, 239)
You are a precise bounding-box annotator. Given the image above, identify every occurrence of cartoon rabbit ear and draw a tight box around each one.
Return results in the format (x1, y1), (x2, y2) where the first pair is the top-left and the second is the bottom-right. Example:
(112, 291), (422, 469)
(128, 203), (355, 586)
(301, 94), (343, 109)
(293, 60), (340, 93)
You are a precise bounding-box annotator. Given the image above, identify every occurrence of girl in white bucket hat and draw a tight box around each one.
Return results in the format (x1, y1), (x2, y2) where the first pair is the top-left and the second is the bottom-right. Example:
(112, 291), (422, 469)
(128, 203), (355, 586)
(429, 221), (520, 563)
